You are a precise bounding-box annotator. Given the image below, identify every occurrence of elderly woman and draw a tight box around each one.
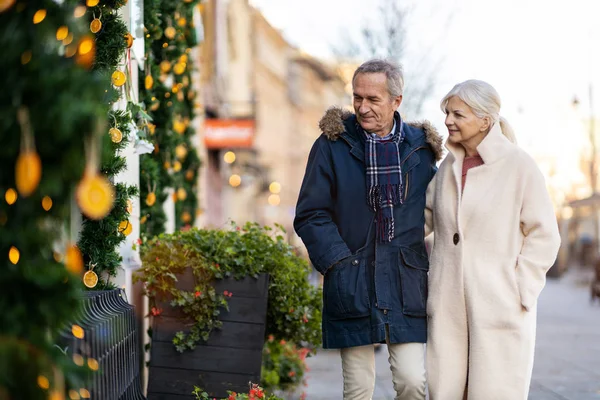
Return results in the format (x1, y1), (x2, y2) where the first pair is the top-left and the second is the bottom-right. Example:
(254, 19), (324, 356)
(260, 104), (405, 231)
(425, 80), (561, 399)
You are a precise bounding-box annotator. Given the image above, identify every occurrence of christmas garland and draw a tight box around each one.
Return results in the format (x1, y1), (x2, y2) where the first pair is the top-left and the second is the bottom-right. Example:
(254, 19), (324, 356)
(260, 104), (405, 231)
(0, 0), (110, 397)
(139, 0), (201, 239)
(73, 0), (140, 289)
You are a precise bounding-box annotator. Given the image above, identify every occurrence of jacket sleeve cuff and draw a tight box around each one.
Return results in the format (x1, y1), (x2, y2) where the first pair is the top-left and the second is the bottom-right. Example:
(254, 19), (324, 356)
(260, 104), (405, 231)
(313, 244), (352, 275)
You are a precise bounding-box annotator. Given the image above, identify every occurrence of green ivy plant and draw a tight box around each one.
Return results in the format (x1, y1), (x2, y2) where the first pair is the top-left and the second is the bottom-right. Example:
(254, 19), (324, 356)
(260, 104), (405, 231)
(135, 222), (322, 353)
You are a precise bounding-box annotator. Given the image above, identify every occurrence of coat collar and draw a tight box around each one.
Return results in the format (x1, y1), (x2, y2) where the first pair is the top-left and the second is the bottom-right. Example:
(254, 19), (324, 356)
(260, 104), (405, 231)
(445, 122), (513, 165)
(318, 106), (444, 163)
(445, 122), (515, 231)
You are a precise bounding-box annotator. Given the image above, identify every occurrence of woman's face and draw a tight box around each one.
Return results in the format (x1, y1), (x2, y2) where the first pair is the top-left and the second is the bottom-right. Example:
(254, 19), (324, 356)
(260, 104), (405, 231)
(444, 96), (489, 148)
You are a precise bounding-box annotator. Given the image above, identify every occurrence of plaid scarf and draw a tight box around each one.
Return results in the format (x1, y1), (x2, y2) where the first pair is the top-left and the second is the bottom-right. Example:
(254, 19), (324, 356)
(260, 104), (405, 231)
(362, 113), (405, 242)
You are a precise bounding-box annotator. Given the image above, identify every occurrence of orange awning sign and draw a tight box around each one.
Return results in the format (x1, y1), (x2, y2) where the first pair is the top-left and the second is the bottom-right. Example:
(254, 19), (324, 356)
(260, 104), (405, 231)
(204, 119), (255, 148)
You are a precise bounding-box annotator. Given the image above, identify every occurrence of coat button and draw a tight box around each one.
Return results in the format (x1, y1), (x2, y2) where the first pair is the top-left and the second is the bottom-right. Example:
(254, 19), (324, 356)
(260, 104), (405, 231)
(371, 261), (376, 266)
(453, 233), (460, 245)
(383, 310), (388, 315)
(352, 259), (359, 265)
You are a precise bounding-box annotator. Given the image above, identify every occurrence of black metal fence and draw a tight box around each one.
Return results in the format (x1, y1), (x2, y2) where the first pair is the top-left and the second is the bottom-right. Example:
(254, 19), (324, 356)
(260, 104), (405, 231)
(61, 289), (146, 400)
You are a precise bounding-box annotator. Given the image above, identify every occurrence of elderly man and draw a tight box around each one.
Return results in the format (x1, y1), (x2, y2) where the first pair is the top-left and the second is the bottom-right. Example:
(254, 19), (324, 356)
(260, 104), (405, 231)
(294, 59), (442, 400)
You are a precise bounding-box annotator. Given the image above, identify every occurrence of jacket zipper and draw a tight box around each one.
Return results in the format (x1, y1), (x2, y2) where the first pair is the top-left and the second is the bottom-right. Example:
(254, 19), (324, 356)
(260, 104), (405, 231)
(401, 146), (427, 166)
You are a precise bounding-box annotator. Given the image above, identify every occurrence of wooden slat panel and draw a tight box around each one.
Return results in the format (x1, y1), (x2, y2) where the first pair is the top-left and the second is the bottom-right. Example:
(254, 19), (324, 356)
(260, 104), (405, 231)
(153, 318), (265, 350)
(148, 367), (257, 398)
(212, 274), (269, 299)
(150, 342), (263, 375)
(170, 271), (269, 299)
(155, 295), (268, 324)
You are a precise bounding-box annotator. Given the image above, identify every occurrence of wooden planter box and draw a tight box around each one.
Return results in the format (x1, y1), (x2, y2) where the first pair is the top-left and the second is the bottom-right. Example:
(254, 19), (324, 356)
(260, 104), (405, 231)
(147, 270), (269, 400)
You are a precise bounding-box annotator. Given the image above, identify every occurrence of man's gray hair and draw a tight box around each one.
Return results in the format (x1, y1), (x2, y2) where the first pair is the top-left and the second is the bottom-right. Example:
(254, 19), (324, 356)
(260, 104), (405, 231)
(352, 59), (404, 97)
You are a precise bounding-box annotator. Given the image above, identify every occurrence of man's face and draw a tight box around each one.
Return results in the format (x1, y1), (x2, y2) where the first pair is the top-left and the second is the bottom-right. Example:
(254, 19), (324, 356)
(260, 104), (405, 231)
(352, 72), (402, 136)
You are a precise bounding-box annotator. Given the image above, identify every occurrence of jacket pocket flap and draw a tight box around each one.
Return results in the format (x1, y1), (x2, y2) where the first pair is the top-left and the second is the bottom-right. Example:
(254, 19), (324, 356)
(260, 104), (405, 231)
(400, 246), (429, 271)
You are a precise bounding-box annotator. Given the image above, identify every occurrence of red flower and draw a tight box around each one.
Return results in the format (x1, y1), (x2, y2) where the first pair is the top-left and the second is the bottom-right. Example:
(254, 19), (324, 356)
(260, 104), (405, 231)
(155, 257), (159, 261)
(302, 314), (309, 323)
(136, 238), (142, 245)
(280, 340), (286, 345)
(224, 290), (229, 296)
(182, 224), (191, 232)
(268, 335), (274, 342)
(215, 263), (220, 269)
(228, 392), (237, 400)
(289, 308), (294, 314)
(195, 291), (201, 298)
(150, 307), (162, 316)
(236, 226), (240, 231)
(228, 292), (233, 298)
(288, 371), (296, 377)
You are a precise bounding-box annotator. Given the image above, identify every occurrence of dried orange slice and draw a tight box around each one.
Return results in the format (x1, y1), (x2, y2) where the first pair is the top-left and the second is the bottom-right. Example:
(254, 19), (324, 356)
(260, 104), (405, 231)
(124, 32), (134, 48)
(173, 62), (185, 75)
(164, 27), (176, 39)
(15, 150), (41, 197)
(65, 244), (84, 275)
(160, 61), (171, 73)
(83, 270), (98, 288)
(90, 18), (102, 33)
(177, 188), (187, 201)
(173, 120), (186, 134)
(111, 70), (126, 87)
(145, 192), (156, 206)
(118, 220), (132, 236)
(76, 172), (115, 220)
(0, 0), (16, 13)
(109, 127), (122, 143)
(145, 75), (153, 90)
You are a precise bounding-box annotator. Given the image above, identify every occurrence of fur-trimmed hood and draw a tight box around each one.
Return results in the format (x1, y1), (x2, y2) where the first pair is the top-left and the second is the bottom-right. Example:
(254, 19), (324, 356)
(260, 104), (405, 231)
(318, 107), (444, 161)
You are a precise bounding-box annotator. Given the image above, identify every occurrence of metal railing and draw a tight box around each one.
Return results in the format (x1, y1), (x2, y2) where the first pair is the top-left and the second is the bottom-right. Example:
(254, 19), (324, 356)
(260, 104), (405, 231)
(60, 289), (146, 400)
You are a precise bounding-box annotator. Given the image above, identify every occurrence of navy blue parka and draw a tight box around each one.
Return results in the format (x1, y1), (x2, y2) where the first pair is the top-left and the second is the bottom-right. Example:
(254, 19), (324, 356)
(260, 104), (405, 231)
(294, 108), (442, 349)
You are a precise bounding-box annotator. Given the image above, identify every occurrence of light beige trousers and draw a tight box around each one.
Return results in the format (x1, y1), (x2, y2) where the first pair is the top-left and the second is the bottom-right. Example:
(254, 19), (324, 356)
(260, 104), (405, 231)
(340, 342), (426, 400)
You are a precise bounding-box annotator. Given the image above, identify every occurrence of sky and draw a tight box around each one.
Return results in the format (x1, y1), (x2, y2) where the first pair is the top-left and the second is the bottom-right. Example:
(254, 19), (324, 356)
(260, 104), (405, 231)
(249, 0), (600, 200)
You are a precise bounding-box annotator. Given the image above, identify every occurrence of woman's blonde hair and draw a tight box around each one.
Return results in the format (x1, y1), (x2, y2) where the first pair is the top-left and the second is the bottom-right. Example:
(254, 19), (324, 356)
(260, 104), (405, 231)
(440, 79), (516, 144)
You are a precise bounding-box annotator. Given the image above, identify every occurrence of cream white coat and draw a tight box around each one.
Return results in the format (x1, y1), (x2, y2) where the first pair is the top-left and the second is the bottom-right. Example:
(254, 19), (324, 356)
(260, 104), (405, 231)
(425, 123), (561, 399)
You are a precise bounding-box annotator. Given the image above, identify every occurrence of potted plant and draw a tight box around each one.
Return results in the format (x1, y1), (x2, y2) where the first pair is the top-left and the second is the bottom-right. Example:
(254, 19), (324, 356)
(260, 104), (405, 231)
(136, 222), (321, 399)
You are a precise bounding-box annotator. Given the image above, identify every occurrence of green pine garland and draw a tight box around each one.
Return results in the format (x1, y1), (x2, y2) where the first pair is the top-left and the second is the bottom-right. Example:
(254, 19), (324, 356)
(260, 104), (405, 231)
(0, 1), (109, 397)
(73, 0), (139, 288)
(140, 0), (202, 238)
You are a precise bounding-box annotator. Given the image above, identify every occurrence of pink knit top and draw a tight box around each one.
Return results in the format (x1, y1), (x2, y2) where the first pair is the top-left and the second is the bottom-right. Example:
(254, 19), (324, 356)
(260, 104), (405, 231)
(462, 155), (484, 193)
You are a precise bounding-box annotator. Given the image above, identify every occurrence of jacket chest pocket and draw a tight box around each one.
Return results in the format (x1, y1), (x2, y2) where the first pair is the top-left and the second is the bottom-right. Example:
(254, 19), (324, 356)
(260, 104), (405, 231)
(324, 256), (370, 320)
(398, 246), (429, 317)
